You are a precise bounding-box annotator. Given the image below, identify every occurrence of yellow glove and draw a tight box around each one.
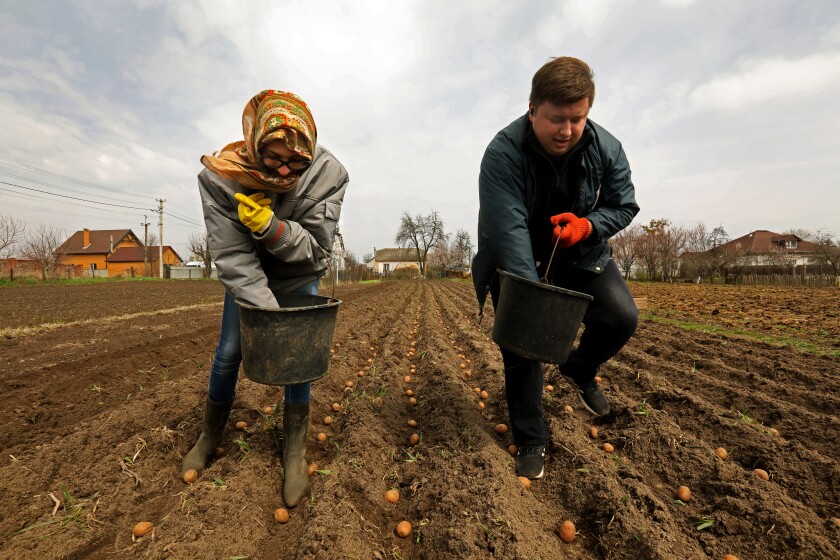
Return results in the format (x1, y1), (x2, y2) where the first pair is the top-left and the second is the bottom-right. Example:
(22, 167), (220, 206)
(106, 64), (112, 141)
(234, 192), (274, 234)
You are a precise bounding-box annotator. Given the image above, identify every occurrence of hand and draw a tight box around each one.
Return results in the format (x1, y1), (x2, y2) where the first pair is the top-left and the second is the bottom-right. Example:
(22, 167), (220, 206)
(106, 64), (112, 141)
(550, 212), (592, 249)
(234, 192), (274, 234)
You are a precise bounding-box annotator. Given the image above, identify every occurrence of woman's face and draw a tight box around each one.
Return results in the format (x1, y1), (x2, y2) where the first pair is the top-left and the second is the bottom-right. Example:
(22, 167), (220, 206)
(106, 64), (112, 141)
(260, 140), (309, 177)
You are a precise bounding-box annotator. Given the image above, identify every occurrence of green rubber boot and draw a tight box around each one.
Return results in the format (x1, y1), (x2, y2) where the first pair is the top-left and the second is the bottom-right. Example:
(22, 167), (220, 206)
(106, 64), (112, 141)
(182, 396), (233, 475)
(282, 402), (311, 507)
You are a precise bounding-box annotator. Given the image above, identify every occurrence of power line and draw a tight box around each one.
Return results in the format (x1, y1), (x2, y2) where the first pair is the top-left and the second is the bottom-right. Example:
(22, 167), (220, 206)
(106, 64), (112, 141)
(0, 156), (152, 202)
(0, 169), (155, 208)
(0, 180), (150, 210)
(163, 211), (204, 228)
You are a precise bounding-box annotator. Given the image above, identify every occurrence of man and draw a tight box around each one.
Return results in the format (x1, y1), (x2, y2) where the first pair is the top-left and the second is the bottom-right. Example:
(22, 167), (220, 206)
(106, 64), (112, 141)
(472, 57), (640, 479)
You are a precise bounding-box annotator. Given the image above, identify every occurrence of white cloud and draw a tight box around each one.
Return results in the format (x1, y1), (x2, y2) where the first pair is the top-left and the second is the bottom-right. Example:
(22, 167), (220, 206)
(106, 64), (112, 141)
(689, 52), (840, 111)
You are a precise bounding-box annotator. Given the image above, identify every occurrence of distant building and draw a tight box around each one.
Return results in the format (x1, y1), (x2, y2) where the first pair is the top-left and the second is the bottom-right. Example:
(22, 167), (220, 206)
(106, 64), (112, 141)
(716, 230), (821, 267)
(366, 248), (423, 275)
(57, 228), (141, 271)
(106, 246), (184, 277)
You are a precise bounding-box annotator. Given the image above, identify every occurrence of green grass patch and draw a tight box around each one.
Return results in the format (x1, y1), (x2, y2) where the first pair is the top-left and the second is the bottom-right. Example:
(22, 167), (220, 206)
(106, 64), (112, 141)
(641, 312), (840, 358)
(358, 279), (382, 284)
(0, 276), (167, 288)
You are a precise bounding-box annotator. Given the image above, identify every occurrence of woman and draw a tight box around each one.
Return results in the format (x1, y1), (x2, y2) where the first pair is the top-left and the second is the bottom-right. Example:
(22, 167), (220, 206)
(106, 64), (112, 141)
(183, 90), (348, 507)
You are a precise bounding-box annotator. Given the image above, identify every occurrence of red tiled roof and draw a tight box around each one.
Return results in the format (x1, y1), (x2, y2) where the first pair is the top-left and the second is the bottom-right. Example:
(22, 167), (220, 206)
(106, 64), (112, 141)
(106, 246), (183, 263)
(720, 230), (820, 253)
(58, 229), (138, 254)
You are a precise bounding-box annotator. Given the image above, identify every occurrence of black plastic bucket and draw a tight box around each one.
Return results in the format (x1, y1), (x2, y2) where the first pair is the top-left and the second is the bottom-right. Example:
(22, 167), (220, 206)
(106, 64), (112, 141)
(491, 269), (593, 364)
(237, 291), (342, 385)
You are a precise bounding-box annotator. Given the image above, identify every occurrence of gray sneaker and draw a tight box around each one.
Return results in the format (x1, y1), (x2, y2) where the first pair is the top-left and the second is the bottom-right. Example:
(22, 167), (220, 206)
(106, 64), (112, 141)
(565, 376), (611, 416)
(515, 444), (546, 479)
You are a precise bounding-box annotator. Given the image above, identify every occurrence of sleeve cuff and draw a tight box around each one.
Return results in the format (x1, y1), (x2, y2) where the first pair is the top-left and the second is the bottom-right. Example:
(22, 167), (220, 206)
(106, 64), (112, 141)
(255, 215), (290, 248)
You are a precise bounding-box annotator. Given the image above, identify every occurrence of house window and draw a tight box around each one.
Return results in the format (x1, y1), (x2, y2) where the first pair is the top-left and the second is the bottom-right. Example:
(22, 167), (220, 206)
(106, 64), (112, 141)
(785, 240), (797, 249)
(384, 263), (390, 273)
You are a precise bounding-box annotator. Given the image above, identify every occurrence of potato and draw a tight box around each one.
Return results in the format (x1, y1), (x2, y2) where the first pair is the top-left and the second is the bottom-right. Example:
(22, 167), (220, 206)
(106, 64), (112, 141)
(407, 419), (417, 427)
(480, 391), (489, 400)
(395, 520), (412, 538)
(213, 447), (225, 458)
(235, 421), (247, 430)
(753, 469), (769, 481)
(408, 397), (417, 405)
(182, 469), (198, 484)
(676, 485), (691, 501)
(518, 476), (531, 490)
(384, 489), (399, 503)
(545, 385), (554, 392)
(715, 447), (728, 460)
(559, 520), (576, 543)
(409, 433), (420, 446)
(323, 416), (333, 425)
(478, 401), (485, 410)
(132, 521), (153, 537)
(274, 508), (289, 523)
(508, 445), (518, 457)
(602, 443), (614, 453)
(316, 432), (327, 442)
(564, 405), (574, 414)
(495, 423), (509, 434)
(331, 402), (341, 412)
(307, 463), (317, 475)
(723, 555), (739, 560)
(404, 375), (412, 383)
(589, 427), (599, 439)
(262, 406), (274, 415)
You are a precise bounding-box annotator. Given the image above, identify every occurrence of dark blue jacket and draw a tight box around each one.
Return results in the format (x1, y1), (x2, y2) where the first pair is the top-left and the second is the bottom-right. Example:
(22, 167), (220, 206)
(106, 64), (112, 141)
(472, 114), (639, 308)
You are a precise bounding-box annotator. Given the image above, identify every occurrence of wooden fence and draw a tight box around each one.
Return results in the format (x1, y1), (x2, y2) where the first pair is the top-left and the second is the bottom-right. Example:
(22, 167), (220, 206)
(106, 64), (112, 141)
(727, 274), (839, 287)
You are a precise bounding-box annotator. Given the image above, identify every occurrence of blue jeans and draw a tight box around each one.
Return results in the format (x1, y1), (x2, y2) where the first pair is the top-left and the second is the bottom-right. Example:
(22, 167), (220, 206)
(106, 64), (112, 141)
(207, 280), (319, 404)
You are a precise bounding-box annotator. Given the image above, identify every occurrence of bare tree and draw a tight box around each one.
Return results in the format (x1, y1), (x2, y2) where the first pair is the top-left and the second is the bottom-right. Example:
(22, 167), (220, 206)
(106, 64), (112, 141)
(452, 229), (473, 267)
(187, 230), (213, 278)
(19, 225), (67, 280)
(809, 229), (840, 276)
(609, 224), (642, 280)
(765, 243), (797, 274)
(636, 219), (670, 280)
(783, 228), (814, 241)
(0, 213), (25, 259)
(395, 210), (446, 277)
(720, 241), (752, 280)
(425, 238), (456, 277)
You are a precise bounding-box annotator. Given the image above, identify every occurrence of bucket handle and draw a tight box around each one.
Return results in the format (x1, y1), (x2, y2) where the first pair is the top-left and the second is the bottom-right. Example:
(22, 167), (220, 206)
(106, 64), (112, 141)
(317, 243), (337, 300)
(540, 230), (563, 284)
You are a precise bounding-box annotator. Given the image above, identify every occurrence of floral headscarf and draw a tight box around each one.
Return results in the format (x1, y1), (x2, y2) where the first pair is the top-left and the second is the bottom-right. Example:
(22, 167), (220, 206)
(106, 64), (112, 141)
(201, 90), (317, 192)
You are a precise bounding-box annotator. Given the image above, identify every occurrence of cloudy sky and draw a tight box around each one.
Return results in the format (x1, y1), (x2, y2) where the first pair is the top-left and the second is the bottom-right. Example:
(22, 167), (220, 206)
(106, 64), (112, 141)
(1, 0), (838, 261)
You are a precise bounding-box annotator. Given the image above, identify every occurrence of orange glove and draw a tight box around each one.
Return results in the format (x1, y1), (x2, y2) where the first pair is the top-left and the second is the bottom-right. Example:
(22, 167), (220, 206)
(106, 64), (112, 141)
(550, 212), (592, 249)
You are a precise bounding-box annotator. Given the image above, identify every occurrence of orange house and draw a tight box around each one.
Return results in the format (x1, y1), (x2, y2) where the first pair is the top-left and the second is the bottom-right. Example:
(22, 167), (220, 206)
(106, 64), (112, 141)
(106, 246), (183, 277)
(58, 228), (142, 271)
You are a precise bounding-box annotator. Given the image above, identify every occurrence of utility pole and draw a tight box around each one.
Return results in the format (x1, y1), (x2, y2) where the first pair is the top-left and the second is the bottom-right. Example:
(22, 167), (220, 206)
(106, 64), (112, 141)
(152, 199), (165, 278)
(141, 216), (150, 276)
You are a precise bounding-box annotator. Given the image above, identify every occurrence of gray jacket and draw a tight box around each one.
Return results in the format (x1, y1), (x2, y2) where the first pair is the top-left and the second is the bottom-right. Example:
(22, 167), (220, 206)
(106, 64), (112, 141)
(198, 146), (349, 308)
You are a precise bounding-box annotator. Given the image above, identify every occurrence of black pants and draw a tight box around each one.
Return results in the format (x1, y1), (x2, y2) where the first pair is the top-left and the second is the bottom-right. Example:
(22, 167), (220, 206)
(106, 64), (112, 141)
(491, 259), (638, 445)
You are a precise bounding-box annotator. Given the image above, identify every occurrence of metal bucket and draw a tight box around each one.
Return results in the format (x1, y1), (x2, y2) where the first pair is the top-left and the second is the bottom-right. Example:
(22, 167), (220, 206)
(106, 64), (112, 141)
(237, 291), (342, 385)
(491, 269), (593, 364)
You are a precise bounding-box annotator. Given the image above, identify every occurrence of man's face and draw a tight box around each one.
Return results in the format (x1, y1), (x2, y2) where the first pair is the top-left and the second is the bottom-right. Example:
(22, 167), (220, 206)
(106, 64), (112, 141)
(528, 98), (590, 157)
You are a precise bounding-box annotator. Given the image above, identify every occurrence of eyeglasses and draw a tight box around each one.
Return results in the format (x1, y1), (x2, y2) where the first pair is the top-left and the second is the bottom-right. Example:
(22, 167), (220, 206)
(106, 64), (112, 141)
(261, 153), (311, 172)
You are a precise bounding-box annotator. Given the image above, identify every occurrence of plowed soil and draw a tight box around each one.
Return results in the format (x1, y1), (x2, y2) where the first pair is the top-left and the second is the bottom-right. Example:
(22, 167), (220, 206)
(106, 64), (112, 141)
(0, 279), (838, 559)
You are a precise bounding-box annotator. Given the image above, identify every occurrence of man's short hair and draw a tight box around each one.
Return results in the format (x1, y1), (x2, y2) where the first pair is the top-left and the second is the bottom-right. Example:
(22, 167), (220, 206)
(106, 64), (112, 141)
(530, 57), (595, 108)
